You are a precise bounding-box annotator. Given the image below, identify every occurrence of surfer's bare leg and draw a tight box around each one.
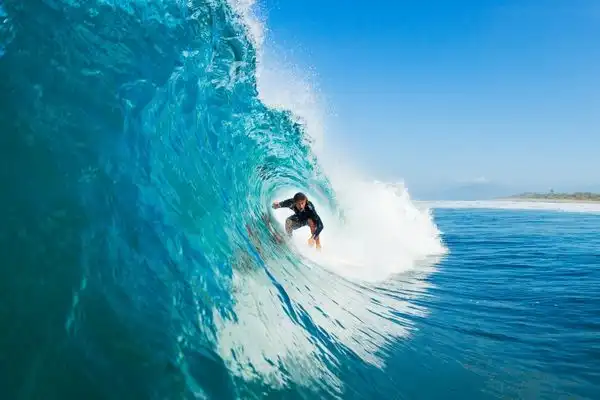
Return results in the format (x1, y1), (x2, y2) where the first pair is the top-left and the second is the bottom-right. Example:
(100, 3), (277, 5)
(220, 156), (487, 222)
(285, 215), (303, 237)
(285, 218), (294, 236)
(308, 219), (321, 249)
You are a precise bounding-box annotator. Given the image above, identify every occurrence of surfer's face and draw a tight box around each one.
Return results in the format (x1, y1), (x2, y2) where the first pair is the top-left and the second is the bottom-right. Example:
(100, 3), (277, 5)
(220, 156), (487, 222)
(295, 199), (307, 211)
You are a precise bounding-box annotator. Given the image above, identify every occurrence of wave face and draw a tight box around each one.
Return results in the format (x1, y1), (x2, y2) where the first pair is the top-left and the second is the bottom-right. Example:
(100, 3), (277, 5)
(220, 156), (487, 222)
(0, 0), (446, 398)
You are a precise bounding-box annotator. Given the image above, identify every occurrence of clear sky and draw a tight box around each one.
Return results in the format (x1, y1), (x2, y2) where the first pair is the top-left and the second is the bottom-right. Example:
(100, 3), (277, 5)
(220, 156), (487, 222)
(257, 0), (600, 194)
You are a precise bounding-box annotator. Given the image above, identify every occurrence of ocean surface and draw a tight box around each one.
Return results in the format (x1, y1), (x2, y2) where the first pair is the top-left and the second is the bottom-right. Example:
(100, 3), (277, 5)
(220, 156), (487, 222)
(1, 0), (600, 399)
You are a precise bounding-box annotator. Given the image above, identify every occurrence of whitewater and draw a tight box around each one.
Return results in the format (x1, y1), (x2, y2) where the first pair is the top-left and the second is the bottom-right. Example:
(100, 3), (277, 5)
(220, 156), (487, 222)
(0, 0), (448, 398)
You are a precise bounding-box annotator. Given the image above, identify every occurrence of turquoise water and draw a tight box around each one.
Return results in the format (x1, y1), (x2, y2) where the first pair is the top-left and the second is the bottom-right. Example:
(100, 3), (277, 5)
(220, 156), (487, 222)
(1, 0), (600, 399)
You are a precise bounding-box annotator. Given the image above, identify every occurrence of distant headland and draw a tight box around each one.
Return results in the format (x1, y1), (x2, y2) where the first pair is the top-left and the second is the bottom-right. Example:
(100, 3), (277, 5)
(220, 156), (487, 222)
(499, 190), (600, 203)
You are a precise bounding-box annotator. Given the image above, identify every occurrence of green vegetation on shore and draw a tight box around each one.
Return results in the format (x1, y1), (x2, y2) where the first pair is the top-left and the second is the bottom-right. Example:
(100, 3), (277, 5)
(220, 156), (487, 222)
(507, 191), (600, 201)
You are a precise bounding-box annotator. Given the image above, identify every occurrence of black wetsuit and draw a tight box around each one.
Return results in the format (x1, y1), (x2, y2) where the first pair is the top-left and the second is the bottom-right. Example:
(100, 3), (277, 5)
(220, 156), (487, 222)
(278, 198), (324, 239)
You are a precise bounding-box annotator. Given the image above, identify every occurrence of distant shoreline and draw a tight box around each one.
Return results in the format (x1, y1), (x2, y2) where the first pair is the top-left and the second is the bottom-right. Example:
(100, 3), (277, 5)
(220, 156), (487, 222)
(496, 194), (600, 204)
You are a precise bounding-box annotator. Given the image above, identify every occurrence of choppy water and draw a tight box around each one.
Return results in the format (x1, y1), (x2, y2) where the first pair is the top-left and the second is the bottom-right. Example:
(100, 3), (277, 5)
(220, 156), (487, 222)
(1, 0), (599, 399)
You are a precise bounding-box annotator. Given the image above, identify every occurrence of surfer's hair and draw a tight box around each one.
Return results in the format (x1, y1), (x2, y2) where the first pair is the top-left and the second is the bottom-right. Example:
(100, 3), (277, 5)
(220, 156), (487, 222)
(293, 192), (307, 202)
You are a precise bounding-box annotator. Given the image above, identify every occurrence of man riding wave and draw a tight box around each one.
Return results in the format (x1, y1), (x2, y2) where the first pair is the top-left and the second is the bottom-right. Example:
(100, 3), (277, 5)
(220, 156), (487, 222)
(272, 192), (324, 250)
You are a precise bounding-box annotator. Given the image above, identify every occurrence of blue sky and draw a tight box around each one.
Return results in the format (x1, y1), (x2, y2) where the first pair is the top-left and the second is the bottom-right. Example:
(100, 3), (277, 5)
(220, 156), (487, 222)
(258, 0), (600, 196)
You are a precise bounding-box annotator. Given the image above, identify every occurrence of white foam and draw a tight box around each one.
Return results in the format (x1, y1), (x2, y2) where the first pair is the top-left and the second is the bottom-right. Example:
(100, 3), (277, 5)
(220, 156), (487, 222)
(214, 249), (438, 392)
(229, 0), (265, 50)
(272, 180), (447, 284)
(212, 267), (343, 393)
(423, 200), (600, 214)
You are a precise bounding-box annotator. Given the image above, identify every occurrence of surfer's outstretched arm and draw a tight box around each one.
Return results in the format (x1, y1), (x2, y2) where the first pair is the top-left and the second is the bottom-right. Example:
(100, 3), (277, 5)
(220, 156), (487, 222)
(272, 198), (293, 209)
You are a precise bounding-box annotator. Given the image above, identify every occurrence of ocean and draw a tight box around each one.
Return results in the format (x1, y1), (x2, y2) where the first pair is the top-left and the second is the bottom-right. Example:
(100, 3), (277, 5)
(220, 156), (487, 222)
(1, 0), (599, 399)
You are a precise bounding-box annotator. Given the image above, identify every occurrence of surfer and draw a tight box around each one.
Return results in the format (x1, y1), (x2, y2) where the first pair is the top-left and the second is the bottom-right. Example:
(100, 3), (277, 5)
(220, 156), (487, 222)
(272, 192), (324, 250)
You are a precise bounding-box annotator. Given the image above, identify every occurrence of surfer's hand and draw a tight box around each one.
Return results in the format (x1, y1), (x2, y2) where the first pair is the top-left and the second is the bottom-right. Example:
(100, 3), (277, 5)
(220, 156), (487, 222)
(308, 237), (315, 247)
(272, 201), (279, 209)
(316, 242), (322, 251)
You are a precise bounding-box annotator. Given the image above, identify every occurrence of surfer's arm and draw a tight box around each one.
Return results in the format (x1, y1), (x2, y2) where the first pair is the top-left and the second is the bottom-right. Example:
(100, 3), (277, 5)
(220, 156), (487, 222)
(273, 198), (294, 209)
